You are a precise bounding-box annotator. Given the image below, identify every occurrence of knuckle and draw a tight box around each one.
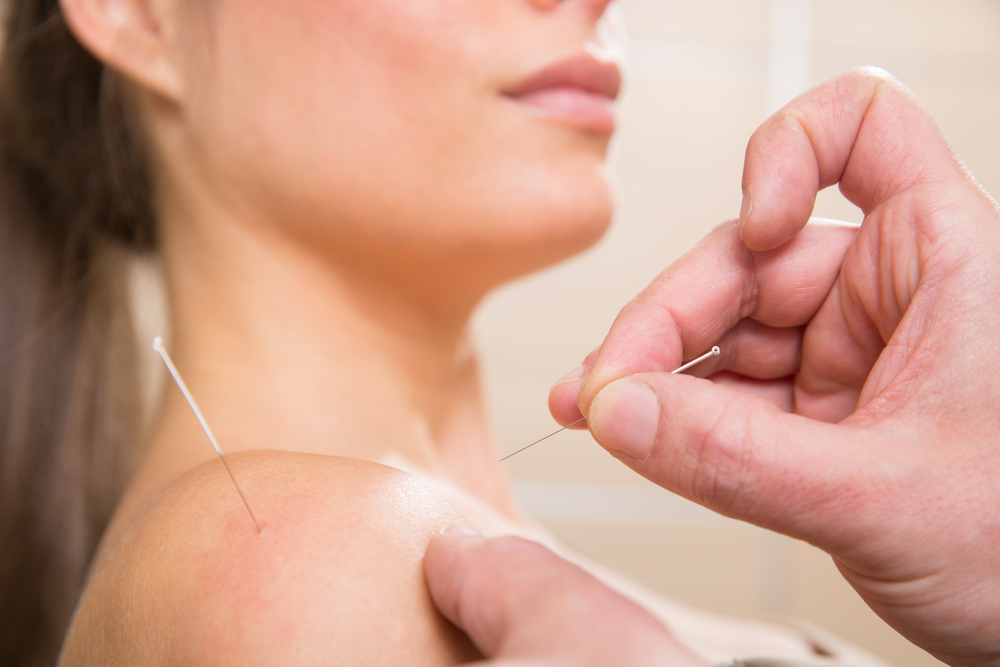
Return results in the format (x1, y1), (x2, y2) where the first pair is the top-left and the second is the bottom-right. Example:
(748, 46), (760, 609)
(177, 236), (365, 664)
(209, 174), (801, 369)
(848, 65), (897, 86)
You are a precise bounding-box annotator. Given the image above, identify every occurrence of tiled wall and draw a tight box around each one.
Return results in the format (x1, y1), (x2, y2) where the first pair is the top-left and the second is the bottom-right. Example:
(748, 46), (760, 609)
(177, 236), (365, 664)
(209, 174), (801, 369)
(479, 2), (1000, 665)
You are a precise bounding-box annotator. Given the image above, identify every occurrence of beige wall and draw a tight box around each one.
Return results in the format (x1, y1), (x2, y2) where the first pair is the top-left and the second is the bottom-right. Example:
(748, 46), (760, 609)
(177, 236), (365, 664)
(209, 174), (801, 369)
(477, 2), (1000, 665)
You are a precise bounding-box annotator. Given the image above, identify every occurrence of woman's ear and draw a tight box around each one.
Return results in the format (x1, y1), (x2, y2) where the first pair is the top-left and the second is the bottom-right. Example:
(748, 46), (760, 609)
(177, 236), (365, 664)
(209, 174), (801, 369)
(59, 0), (183, 101)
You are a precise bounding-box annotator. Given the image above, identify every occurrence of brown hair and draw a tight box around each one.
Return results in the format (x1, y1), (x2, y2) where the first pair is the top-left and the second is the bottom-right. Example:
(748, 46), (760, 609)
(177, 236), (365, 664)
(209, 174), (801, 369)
(0, 1), (155, 664)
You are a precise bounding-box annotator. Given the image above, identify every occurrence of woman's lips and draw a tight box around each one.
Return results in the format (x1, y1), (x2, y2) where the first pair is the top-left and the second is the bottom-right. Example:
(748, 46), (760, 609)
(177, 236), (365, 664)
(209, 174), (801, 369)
(509, 86), (617, 134)
(503, 55), (622, 134)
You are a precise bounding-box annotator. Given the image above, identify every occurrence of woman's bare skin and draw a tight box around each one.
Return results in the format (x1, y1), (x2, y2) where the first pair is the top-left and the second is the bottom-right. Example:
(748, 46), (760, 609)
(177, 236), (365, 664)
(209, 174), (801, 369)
(62, 452), (482, 665)
(55, 0), (623, 661)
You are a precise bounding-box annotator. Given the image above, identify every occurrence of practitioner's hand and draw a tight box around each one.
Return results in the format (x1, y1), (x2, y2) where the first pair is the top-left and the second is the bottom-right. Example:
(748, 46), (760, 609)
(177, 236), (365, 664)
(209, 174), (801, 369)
(424, 528), (706, 666)
(549, 68), (1000, 667)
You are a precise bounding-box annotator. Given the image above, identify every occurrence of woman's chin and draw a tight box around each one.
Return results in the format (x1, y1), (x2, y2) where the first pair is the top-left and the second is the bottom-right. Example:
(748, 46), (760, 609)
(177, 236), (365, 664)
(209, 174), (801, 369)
(302, 170), (616, 313)
(452, 197), (615, 298)
(513, 205), (612, 273)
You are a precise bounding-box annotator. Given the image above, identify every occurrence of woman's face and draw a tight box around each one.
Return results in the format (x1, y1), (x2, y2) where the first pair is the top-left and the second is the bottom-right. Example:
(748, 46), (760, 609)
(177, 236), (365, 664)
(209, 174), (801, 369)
(170, 0), (623, 299)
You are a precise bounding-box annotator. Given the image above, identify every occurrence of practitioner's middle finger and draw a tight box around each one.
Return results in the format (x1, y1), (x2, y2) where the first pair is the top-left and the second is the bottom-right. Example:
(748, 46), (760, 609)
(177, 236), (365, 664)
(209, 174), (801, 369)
(685, 319), (803, 380)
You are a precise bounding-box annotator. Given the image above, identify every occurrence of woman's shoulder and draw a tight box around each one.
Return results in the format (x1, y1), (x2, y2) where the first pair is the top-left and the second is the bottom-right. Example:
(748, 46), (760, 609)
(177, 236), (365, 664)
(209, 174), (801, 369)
(60, 451), (480, 665)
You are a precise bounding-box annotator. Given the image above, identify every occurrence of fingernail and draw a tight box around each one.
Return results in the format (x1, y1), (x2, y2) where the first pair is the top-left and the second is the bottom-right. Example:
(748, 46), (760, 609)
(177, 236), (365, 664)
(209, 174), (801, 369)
(589, 379), (660, 460)
(440, 523), (480, 537)
(739, 190), (754, 232)
(553, 363), (586, 387)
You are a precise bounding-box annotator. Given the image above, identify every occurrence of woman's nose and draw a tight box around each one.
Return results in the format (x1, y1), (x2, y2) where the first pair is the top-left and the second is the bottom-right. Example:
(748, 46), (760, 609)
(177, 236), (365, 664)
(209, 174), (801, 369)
(527, 0), (615, 14)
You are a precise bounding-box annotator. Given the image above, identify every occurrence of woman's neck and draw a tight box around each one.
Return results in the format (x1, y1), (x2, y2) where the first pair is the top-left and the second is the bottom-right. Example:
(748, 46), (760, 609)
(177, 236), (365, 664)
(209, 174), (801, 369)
(118, 202), (523, 547)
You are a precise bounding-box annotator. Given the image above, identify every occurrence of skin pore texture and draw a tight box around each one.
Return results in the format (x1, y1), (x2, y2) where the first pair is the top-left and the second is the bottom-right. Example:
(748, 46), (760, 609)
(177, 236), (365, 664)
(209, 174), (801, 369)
(56, 0), (622, 663)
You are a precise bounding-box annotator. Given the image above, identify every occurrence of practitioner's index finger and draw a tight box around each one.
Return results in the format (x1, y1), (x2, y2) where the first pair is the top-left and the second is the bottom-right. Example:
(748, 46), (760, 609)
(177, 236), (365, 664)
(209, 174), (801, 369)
(577, 218), (860, 414)
(577, 221), (756, 410)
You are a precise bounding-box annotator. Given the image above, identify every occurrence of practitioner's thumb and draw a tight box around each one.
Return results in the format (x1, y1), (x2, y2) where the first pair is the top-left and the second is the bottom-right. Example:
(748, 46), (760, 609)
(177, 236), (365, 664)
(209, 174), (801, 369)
(424, 530), (704, 665)
(587, 373), (874, 548)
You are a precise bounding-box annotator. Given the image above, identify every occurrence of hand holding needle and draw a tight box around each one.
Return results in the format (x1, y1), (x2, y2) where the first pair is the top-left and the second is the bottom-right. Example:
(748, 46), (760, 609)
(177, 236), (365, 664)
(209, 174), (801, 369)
(500, 347), (720, 462)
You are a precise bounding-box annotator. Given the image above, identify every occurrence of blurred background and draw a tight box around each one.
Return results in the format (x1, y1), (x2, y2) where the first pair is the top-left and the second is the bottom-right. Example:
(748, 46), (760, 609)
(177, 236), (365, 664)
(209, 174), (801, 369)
(476, 1), (1000, 665)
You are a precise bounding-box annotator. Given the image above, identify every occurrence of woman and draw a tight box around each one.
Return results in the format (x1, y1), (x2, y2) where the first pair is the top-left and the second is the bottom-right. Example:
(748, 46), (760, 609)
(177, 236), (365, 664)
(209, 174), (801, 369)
(0, 0), (885, 665)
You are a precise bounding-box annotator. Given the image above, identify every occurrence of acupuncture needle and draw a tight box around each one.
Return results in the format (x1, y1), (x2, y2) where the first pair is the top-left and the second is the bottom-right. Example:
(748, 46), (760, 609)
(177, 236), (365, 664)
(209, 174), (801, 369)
(500, 346), (721, 462)
(153, 337), (262, 533)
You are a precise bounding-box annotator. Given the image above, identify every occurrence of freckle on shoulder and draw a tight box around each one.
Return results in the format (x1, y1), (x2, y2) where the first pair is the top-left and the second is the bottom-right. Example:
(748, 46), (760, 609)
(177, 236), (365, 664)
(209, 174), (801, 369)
(60, 451), (480, 666)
